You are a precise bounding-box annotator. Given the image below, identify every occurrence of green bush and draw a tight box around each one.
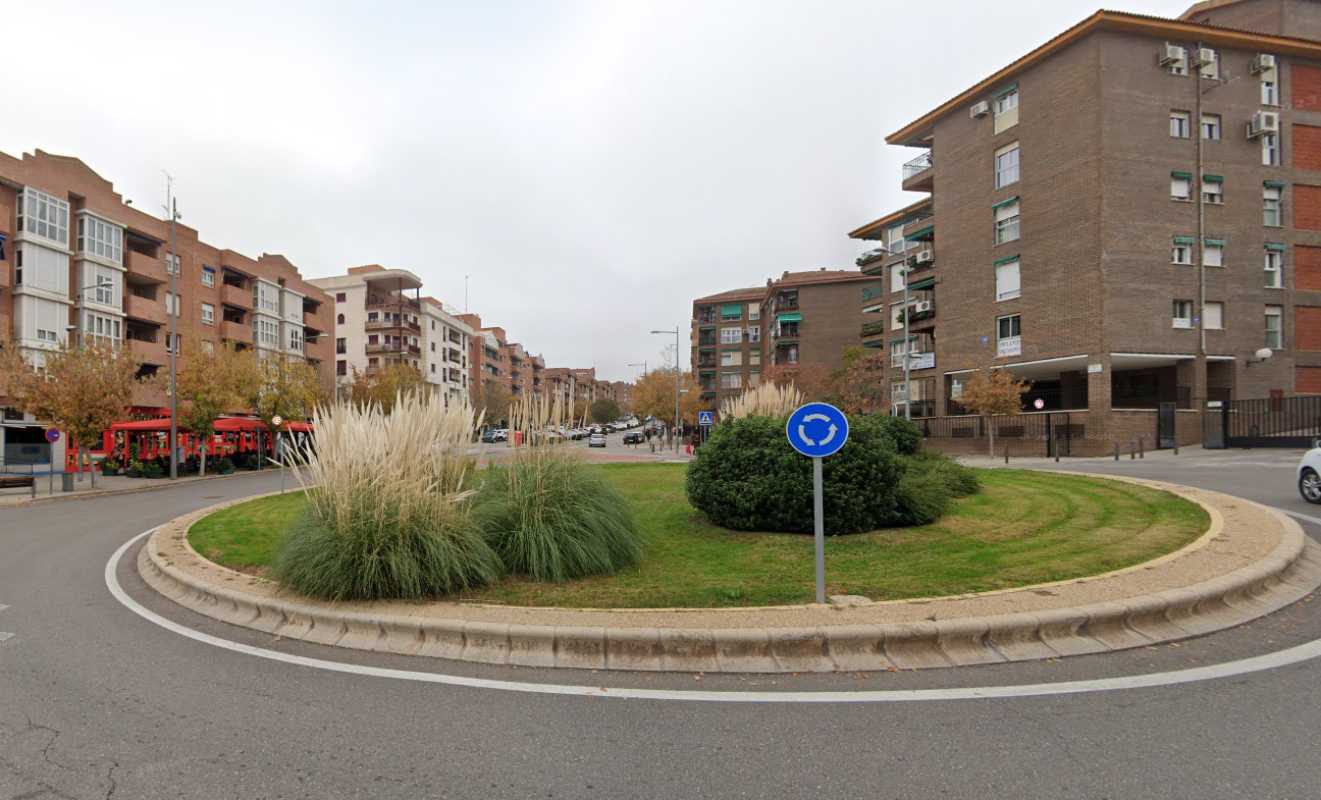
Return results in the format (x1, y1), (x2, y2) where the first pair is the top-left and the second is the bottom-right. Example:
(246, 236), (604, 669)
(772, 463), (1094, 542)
(905, 452), (980, 497)
(473, 452), (643, 582)
(890, 465), (952, 526)
(217, 457), (236, 474)
(142, 461), (165, 479)
(685, 414), (901, 534)
(273, 503), (501, 601)
(853, 414), (922, 456)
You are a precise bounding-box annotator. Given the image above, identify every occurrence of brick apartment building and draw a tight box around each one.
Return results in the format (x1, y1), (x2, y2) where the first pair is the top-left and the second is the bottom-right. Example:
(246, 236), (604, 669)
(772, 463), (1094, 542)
(692, 270), (881, 409)
(0, 148), (333, 461)
(848, 1), (1321, 447)
(308, 266), (472, 406)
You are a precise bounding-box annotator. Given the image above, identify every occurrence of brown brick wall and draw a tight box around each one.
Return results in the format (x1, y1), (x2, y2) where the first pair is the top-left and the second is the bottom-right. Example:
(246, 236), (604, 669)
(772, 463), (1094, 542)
(1299, 245), (1321, 291)
(1296, 125), (1321, 173)
(1296, 185), (1321, 231)
(1297, 366), (1321, 393)
(1294, 63), (1321, 112)
(1297, 306), (1321, 350)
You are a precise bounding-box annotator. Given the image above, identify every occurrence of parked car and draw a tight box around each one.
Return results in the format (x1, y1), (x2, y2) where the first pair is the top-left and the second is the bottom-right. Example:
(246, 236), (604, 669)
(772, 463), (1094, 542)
(588, 432), (607, 448)
(481, 428), (508, 443)
(1298, 446), (1321, 503)
(623, 431), (644, 445)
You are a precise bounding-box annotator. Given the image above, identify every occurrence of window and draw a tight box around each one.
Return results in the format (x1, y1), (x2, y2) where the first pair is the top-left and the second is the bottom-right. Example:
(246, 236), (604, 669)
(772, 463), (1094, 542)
(201, 302), (215, 326)
(1201, 113), (1221, 140)
(253, 318), (279, 348)
(337, 313), (345, 324)
(994, 199), (1020, 244)
(430, 341), (436, 352)
(720, 304), (742, 321)
(1172, 237), (1194, 265)
(884, 223), (907, 255)
(748, 325), (760, 343)
(336, 337), (346, 354)
(1265, 305), (1283, 349)
(995, 142), (1020, 188)
(995, 258), (1021, 301)
(337, 360), (347, 376)
(890, 263), (906, 293)
(288, 326), (304, 352)
(1202, 178), (1223, 205)
(1263, 133), (1280, 166)
(165, 333), (182, 355)
(76, 214), (122, 262)
(165, 291), (181, 316)
(431, 364), (436, 374)
(367, 311), (378, 322)
(1265, 248), (1284, 288)
(17, 188), (69, 245)
(1171, 173), (1191, 201)
(1170, 110), (1190, 138)
(201, 340), (214, 355)
(165, 253), (180, 276)
(1165, 44), (1188, 76)
(749, 351), (761, 366)
(747, 303), (760, 322)
(1172, 300), (1193, 328)
(1204, 301), (1224, 330)
(336, 292), (346, 303)
(994, 87), (1018, 133)
(1198, 48), (1219, 79)
(1204, 240), (1224, 267)
(719, 326), (742, 344)
(368, 334), (379, 345)
(890, 302), (905, 329)
(720, 373), (742, 390)
(202, 267), (215, 288)
(1264, 186), (1283, 226)
(253, 281), (280, 313)
(720, 351), (742, 367)
(1263, 79), (1279, 105)
(82, 311), (122, 345)
(890, 337), (915, 368)
(996, 314), (1021, 357)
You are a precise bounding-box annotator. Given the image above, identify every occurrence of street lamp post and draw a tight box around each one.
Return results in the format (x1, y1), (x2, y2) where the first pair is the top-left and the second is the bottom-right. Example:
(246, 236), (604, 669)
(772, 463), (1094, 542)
(650, 327), (681, 452)
(627, 361), (647, 377)
(163, 176), (180, 480)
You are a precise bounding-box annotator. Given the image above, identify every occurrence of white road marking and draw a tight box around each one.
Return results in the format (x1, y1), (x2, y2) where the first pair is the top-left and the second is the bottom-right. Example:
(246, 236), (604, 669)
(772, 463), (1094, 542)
(1283, 509), (1321, 528)
(106, 528), (1321, 704)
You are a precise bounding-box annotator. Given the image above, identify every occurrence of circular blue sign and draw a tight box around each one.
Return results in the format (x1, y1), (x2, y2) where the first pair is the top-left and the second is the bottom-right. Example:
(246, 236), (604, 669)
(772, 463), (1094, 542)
(785, 402), (849, 458)
(45, 428), (61, 444)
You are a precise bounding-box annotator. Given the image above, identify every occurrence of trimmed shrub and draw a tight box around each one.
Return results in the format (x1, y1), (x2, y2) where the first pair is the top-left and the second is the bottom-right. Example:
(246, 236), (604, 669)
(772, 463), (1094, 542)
(474, 450), (642, 582)
(685, 414), (901, 534)
(905, 452), (980, 497)
(854, 414), (922, 456)
(890, 465), (952, 526)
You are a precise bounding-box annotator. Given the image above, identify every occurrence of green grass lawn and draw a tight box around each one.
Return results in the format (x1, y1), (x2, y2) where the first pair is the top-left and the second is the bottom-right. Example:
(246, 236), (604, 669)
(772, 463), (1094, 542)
(188, 464), (1208, 608)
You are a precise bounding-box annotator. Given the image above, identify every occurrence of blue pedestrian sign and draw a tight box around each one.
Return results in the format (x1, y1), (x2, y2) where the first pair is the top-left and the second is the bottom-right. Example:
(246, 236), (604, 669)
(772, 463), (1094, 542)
(698, 411), (715, 427)
(785, 402), (849, 458)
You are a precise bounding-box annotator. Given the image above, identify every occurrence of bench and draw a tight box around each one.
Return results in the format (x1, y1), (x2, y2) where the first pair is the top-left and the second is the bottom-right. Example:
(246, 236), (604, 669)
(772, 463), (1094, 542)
(0, 475), (35, 490)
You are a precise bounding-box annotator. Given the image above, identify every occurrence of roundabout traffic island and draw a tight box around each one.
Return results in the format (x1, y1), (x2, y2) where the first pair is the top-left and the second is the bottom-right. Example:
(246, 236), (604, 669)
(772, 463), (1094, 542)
(137, 464), (1321, 673)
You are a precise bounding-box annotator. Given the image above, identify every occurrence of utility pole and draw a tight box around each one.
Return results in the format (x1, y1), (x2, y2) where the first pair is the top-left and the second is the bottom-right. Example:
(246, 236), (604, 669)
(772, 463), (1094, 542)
(464, 274), (469, 312)
(650, 327), (682, 452)
(164, 174), (180, 480)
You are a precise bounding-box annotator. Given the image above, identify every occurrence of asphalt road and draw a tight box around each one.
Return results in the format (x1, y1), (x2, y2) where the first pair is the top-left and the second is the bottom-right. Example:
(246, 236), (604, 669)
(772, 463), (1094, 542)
(2, 449), (1321, 799)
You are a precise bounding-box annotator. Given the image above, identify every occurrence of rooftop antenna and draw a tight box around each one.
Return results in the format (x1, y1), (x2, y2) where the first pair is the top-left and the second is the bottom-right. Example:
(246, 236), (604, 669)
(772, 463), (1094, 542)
(464, 274), (469, 312)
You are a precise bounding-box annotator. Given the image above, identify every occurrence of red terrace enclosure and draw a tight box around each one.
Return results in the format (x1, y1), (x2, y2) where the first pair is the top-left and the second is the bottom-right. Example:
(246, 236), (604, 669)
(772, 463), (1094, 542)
(91, 417), (314, 471)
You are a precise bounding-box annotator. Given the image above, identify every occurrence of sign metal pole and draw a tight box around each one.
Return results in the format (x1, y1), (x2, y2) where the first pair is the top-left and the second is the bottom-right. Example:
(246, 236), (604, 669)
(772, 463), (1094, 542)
(813, 456), (825, 604)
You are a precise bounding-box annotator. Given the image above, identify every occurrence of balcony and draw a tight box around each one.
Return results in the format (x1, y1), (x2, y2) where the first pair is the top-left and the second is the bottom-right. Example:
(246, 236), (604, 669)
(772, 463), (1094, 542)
(123, 294), (166, 326)
(221, 283), (252, 309)
(903, 241), (936, 273)
(0, 261), (9, 289)
(366, 296), (420, 312)
(902, 214), (935, 243)
(127, 335), (168, 366)
(773, 321), (801, 340)
(126, 250), (167, 284)
(901, 150), (934, 192)
(861, 319), (885, 338)
(897, 297), (936, 328)
(861, 286), (883, 304)
(222, 320), (253, 344)
(365, 318), (421, 334)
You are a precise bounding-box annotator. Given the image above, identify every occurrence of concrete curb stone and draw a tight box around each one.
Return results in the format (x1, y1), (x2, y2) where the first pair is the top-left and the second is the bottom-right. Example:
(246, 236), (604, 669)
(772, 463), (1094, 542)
(136, 476), (1321, 674)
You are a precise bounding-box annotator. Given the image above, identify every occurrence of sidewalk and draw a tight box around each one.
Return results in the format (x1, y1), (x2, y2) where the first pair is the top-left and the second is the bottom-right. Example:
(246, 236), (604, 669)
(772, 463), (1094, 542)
(0, 468), (288, 507)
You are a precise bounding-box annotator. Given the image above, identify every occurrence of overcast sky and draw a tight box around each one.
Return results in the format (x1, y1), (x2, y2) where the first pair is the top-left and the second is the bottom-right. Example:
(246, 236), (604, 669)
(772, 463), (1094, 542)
(6, 0), (1192, 381)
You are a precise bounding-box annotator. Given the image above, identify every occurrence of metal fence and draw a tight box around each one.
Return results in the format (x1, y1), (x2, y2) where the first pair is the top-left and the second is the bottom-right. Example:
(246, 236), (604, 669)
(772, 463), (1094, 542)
(916, 412), (1087, 457)
(1220, 395), (1321, 448)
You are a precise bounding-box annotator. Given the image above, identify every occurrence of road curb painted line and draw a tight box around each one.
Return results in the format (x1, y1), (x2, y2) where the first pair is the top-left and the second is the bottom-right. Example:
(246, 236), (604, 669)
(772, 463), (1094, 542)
(136, 481), (1321, 674)
(109, 528), (1321, 703)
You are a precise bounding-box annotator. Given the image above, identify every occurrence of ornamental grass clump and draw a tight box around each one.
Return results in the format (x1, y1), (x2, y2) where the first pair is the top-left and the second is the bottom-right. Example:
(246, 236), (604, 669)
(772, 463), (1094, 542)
(719, 381), (804, 421)
(474, 393), (642, 582)
(276, 391), (501, 601)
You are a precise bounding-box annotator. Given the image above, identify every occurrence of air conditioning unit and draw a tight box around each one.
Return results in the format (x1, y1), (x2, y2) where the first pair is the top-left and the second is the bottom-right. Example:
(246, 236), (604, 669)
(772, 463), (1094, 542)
(1159, 43), (1184, 65)
(1195, 47), (1216, 67)
(969, 100), (990, 119)
(913, 300), (933, 314)
(1248, 110), (1280, 138)
(915, 249), (934, 265)
(1251, 53), (1276, 73)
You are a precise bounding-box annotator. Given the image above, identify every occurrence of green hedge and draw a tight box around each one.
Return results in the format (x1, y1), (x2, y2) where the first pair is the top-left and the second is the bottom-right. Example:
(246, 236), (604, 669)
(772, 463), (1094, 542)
(685, 415), (901, 534)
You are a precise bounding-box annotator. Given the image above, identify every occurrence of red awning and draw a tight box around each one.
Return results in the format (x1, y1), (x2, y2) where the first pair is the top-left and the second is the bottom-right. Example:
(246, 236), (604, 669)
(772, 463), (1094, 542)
(108, 418), (176, 432)
(213, 417), (268, 433)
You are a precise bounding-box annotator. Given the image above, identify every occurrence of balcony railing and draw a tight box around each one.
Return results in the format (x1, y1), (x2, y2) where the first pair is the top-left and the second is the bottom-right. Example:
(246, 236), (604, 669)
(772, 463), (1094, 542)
(902, 150), (934, 180)
(365, 318), (421, 333)
(861, 319), (885, 337)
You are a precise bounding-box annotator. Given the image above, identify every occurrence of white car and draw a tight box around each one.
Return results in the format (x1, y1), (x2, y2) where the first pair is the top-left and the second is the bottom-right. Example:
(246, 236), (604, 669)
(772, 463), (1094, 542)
(588, 432), (607, 448)
(1299, 447), (1321, 503)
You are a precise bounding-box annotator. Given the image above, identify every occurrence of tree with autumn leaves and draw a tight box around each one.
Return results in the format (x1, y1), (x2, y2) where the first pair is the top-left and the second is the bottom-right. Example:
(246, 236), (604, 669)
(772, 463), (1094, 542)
(957, 365), (1031, 457)
(631, 368), (703, 428)
(0, 338), (141, 487)
(348, 362), (426, 414)
(248, 354), (327, 466)
(170, 340), (263, 476)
